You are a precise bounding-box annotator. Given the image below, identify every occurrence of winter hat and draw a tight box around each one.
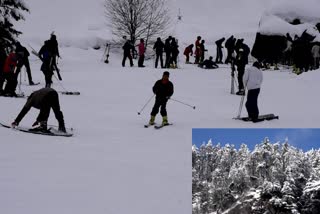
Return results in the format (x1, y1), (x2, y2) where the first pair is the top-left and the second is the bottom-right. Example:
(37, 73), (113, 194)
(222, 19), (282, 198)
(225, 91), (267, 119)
(163, 71), (170, 76)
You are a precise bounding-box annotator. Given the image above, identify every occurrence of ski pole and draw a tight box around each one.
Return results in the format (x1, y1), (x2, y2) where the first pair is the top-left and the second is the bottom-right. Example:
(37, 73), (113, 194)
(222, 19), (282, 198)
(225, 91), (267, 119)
(52, 73), (68, 91)
(169, 98), (196, 109)
(138, 94), (155, 115)
(236, 94), (245, 118)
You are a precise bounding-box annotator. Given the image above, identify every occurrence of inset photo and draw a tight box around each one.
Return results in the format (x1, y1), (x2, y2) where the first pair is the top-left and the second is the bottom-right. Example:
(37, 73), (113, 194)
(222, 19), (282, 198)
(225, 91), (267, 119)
(192, 129), (320, 214)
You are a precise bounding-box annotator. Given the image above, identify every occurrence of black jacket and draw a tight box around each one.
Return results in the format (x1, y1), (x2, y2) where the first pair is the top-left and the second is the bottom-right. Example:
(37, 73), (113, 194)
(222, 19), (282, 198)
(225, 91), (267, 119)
(215, 38), (225, 48)
(15, 88), (64, 124)
(123, 41), (134, 54)
(153, 79), (174, 99)
(153, 40), (164, 54)
(15, 45), (30, 60)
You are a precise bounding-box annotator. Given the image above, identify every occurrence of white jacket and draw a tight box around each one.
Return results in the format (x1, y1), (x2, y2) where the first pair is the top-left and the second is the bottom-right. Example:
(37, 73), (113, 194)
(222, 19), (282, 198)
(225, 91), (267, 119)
(243, 66), (263, 90)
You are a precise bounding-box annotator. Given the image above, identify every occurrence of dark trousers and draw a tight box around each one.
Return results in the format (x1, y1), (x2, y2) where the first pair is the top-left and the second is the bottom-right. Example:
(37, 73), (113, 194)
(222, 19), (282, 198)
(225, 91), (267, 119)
(122, 53), (133, 67)
(3, 72), (16, 93)
(185, 54), (190, 63)
(225, 48), (233, 64)
(194, 55), (200, 64)
(245, 88), (260, 120)
(155, 53), (163, 68)
(237, 65), (245, 91)
(151, 98), (168, 117)
(216, 47), (223, 63)
(16, 59), (33, 83)
(138, 54), (145, 67)
(0, 71), (4, 91)
(41, 62), (53, 88)
(165, 51), (171, 68)
(37, 91), (64, 124)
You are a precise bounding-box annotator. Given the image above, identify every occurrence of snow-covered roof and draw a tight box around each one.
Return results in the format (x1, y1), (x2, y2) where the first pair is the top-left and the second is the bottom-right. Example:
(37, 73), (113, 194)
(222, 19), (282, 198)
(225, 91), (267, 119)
(258, 0), (320, 41)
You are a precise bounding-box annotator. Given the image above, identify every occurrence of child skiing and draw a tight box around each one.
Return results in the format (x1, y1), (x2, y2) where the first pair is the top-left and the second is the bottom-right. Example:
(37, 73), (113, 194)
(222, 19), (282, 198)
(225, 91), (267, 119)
(148, 71), (174, 126)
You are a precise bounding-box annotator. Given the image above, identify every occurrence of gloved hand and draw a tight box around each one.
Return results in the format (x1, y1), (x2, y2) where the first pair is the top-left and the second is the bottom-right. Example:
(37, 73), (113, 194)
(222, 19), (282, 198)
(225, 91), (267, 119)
(59, 122), (66, 133)
(11, 121), (18, 128)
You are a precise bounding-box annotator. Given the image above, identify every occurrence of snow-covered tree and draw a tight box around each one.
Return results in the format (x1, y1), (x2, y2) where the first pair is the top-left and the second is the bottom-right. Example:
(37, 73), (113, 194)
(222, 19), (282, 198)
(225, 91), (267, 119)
(192, 139), (320, 214)
(0, 0), (29, 47)
(104, 0), (170, 46)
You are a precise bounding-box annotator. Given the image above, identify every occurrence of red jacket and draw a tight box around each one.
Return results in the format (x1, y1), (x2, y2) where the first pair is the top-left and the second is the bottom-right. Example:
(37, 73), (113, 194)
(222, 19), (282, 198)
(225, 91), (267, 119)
(3, 52), (18, 73)
(138, 42), (145, 56)
(184, 46), (193, 56)
(194, 40), (201, 56)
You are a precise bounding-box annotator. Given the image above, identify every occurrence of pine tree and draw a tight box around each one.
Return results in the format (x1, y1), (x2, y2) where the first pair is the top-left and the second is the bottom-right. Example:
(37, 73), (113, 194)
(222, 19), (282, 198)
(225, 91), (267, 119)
(0, 0), (29, 47)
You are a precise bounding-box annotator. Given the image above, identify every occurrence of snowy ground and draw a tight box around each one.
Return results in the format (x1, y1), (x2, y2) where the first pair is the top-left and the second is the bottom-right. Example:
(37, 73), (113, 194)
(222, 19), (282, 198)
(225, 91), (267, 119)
(1, 0), (320, 213)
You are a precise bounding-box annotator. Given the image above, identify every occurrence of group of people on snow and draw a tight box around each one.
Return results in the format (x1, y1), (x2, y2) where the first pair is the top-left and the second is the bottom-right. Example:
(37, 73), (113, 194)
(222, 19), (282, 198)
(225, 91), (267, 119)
(0, 34), (66, 132)
(0, 33), (61, 96)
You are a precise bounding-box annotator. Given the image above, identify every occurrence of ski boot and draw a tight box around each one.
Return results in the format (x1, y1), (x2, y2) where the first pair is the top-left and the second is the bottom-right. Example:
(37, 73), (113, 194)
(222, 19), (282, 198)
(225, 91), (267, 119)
(30, 121), (48, 132)
(149, 115), (156, 125)
(162, 116), (169, 126)
(236, 90), (245, 96)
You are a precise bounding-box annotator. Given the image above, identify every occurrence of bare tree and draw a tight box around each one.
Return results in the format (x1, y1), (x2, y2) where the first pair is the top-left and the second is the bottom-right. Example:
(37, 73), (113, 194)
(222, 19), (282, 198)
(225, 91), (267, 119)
(104, 0), (170, 47)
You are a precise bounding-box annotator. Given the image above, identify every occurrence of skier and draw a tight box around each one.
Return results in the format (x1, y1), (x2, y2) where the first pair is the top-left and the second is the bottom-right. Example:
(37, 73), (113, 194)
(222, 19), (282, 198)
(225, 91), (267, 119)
(199, 40), (207, 63)
(235, 41), (250, 95)
(0, 44), (7, 95)
(38, 40), (54, 88)
(311, 43), (320, 70)
(47, 34), (61, 80)
(170, 37), (179, 68)
(215, 37), (225, 64)
(194, 36), (202, 64)
(153, 37), (164, 68)
(198, 56), (219, 69)
(122, 40), (134, 67)
(148, 71), (174, 126)
(11, 87), (66, 132)
(243, 61), (263, 122)
(184, 44), (194, 64)
(2, 51), (20, 96)
(164, 36), (172, 68)
(224, 35), (236, 64)
(15, 42), (35, 85)
(137, 38), (145, 67)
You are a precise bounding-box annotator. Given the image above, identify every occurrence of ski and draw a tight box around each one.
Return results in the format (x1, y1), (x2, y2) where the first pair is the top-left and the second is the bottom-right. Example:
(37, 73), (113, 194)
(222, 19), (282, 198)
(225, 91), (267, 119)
(28, 82), (41, 86)
(0, 93), (25, 98)
(0, 122), (73, 137)
(61, 91), (80, 95)
(154, 123), (172, 129)
(234, 114), (279, 122)
(144, 124), (155, 128)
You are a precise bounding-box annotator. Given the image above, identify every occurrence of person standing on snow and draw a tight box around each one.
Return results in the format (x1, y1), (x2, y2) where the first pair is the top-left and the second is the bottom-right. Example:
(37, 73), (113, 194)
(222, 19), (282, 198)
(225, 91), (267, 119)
(38, 40), (54, 88)
(15, 42), (35, 85)
(170, 37), (179, 68)
(199, 40), (207, 63)
(47, 34), (62, 80)
(215, 37), (225, 64)
(153, 37), (165, 68)
(122, 40), (134, 67)
(11, 87), (66, 132)
(194, 36), (202, 64)
(164, 36), (172, 68)
(235, 41), (250, 95)
(311, 43), (320, 70)
(243, 61), (263, 122)
(137, 38), (146, 67)
(1, 50), (19, 96)
(224, 35), (236, 64)
(184, 44), (194, 64)
(149, 71), (174, 126)
(0, 44), (7, 95)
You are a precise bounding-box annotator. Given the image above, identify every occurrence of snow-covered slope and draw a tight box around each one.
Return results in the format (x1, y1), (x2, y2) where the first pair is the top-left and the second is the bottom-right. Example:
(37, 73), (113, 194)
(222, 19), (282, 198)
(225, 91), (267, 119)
(1, 0), (320, 214)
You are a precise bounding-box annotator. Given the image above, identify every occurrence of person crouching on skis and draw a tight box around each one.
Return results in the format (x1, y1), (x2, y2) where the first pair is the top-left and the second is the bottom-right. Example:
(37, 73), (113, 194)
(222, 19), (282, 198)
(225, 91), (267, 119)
(243, 61), (263, 122)
(149, 71), (174, 126)
(11, 87), (66, 132)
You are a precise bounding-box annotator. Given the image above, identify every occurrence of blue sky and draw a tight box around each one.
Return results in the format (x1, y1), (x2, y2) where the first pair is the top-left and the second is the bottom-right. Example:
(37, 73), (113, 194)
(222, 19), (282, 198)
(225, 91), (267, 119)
(192, 129), (320, 151)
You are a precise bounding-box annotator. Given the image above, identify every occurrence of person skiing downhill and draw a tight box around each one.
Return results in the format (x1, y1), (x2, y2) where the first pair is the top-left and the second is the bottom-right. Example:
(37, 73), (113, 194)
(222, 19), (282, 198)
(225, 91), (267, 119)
(11, 87), (66, 132)
(243, 61), (263, 122)
(149, 71), (174, 126)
